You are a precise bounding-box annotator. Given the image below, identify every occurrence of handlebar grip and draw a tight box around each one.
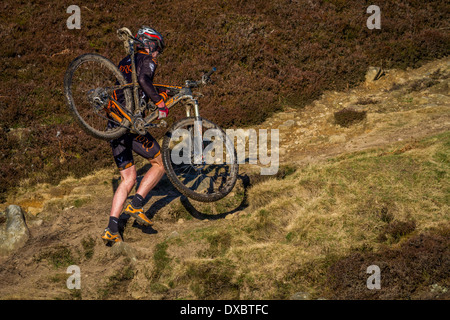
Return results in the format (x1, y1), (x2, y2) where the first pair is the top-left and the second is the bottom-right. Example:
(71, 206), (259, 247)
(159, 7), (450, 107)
(117, 27), (145, 45)
(205, 67), (217, 78)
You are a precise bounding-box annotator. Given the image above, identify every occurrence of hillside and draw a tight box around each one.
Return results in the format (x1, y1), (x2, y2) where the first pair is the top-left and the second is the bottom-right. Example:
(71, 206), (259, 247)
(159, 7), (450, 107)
(1, 0), (449, 201)
(0, 56), (448, 300)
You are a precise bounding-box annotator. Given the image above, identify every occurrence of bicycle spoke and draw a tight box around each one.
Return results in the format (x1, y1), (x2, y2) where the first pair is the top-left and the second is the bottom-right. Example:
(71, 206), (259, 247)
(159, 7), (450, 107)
(167, 127), (236, 194)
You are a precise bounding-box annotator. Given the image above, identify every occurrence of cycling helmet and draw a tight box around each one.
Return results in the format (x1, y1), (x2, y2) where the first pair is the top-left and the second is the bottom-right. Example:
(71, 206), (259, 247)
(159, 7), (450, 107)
(136, 26), (165, 53)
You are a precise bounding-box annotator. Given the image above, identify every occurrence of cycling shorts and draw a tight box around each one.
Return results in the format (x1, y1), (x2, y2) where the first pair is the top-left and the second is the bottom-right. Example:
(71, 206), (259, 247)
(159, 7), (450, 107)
(110, 132), (161, 171)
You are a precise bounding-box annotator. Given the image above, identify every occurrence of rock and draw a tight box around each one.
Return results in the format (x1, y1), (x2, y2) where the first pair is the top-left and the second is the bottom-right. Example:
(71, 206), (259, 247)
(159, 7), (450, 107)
(29, 219), (43, 227)
(279, 112), (296, 120)
(280, 120), (295, 128)
(430, 283), (448, 294)
(111, 242), (137, 262)
(167, 231), (180, 239)
(365, 67), (385, 83)
(283, 120), (295, 128)
(329, 134), (347, 144)
(0, 205), (30, 256)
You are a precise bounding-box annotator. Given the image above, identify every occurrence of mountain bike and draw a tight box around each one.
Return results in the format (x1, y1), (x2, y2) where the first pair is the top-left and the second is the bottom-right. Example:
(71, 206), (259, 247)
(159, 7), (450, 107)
(63, 27), (238, 202)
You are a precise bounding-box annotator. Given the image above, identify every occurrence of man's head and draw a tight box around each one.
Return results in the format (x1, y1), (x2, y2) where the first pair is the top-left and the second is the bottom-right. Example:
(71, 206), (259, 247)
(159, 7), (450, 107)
(136, 26), (165, 55)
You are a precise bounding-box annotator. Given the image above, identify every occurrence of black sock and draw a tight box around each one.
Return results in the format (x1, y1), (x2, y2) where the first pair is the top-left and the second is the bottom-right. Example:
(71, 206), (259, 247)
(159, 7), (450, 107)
(131, 194), (145, 208)
(108, 217), (119, 233)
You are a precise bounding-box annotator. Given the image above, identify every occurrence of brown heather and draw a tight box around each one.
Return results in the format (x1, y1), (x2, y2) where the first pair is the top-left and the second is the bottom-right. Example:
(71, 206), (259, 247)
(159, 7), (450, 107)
(0, 1), (449, 199)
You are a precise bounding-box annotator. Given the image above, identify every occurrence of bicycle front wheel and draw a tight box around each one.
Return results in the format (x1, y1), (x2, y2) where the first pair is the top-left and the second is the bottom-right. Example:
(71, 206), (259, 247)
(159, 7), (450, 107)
(162, 117), (239, 202)
(64, 53), (133, 140)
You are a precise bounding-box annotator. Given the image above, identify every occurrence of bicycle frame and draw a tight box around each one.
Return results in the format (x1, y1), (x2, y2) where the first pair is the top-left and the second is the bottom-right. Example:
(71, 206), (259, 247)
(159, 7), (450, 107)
(106, 79), (202, 132)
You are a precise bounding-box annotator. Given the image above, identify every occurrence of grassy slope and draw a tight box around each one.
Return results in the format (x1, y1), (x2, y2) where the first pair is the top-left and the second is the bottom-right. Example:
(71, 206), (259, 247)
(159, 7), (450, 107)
(151, 132), (449, 299)
(2, 132), (447, 300)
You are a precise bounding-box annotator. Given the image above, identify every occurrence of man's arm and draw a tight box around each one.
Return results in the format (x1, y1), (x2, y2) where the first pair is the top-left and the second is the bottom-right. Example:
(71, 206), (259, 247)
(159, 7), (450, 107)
(138, 61), (165, 105)
(138, 58), (169, 119)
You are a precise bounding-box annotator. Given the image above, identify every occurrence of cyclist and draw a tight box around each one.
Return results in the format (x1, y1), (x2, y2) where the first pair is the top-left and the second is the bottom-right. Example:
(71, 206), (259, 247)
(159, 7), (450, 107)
(102, 26), (169, 244)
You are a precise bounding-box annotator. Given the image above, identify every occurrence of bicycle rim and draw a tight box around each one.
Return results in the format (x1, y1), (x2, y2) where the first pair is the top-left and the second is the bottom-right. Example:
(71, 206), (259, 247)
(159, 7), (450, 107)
(64, 53), (132, 140)
(162, 117), (239, 202)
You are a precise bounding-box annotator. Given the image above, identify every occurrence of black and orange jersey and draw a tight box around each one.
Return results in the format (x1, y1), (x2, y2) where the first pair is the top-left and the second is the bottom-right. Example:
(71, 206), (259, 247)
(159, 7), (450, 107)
(115, 51), (166, 106)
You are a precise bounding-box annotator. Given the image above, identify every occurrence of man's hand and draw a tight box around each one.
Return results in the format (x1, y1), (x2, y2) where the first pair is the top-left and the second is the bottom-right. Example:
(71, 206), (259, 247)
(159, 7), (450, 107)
(157, 100), (169, 119)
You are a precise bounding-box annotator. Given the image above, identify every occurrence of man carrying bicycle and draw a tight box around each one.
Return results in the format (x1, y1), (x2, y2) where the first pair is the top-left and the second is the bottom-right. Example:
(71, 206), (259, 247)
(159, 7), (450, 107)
(101, 26), (169, 244)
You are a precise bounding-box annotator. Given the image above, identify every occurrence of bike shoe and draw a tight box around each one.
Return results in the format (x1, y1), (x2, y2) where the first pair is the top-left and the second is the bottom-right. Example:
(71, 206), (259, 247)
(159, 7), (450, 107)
(101, 227), (122, 244)
(125, 203), (153, 226)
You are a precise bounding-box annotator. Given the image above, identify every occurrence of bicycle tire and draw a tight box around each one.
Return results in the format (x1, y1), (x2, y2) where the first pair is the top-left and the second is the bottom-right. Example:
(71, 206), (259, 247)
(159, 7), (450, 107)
(162, 117), (239, 202)
(64, 53), (133, 140)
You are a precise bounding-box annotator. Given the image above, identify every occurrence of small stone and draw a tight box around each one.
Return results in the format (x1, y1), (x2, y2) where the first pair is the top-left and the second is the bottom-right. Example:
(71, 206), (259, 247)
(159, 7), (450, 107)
(30, 219), (43, 227)
(329, 134), (347, 144)
(27, 207), (42, 216)
(167, 231), (180, 239)
(279, 112), (295, 120)
(290, 292), (311, 300)
(279, 120), (295, 130)
(430, 283), (448, 294)
(283, 120), (295, 127)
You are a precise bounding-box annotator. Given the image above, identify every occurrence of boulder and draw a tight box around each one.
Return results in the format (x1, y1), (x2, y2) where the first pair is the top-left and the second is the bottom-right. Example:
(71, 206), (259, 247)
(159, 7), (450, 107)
(0, 205), (30, 255)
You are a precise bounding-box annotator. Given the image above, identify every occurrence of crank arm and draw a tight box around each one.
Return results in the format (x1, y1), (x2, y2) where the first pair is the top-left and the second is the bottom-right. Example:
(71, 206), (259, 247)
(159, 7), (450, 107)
(145, 120), (167, 129)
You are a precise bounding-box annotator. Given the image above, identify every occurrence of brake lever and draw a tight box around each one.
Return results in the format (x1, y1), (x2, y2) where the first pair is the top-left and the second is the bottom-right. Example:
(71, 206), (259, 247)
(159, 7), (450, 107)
(201, 74), (212, 85)
(193, 91), (205, 99)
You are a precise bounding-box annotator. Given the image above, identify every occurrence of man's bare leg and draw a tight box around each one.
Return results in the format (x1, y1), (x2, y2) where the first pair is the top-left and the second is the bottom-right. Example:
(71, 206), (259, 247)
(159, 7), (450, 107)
(135, 154), (165, 200)
(123, 154), (165, 225)
(102, 165), (137, 242)
(110, 165), (137, 219)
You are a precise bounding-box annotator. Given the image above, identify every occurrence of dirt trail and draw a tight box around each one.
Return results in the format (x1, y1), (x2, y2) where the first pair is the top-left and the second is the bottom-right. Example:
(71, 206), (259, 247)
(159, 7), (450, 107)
(0, 57), (448, 299)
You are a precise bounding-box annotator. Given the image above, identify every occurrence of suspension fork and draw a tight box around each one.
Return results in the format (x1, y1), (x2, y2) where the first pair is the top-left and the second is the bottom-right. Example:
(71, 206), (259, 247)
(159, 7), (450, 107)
(186, 99), (203, 164)
(185, 99), (200, 118)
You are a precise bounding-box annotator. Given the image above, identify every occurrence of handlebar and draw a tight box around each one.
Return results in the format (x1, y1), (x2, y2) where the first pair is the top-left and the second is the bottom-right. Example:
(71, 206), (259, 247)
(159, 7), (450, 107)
(205, 67), (217, 78)
(117, 27), (144, 46)
(185, 67), (217, 88)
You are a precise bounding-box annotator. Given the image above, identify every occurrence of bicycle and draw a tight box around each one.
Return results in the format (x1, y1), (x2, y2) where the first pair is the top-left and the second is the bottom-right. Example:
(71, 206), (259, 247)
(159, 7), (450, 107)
(64, 27), (238, 202)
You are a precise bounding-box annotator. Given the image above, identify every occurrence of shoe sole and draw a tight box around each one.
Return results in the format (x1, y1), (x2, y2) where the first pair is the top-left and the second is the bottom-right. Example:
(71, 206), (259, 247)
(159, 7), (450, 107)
(127, 211), (153, 226)
(102, 238), (121, 245)
(101, 230), (122, 244)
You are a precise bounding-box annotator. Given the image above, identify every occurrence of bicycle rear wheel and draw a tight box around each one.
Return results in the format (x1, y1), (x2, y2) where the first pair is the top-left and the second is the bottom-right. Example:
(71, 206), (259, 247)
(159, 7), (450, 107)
(162, 117), (239, 202)
(64, 53), (133, 140)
